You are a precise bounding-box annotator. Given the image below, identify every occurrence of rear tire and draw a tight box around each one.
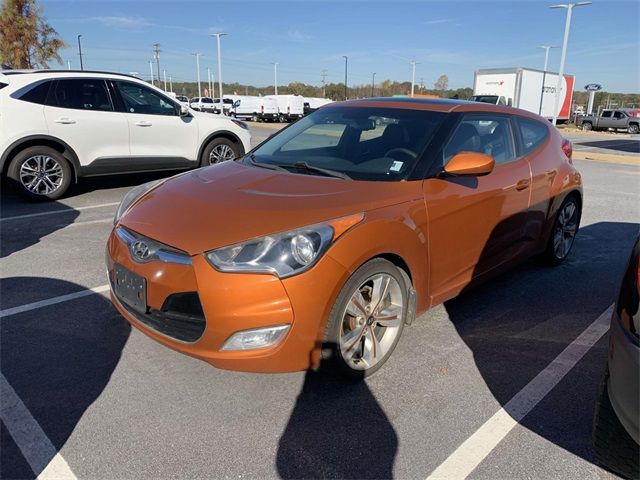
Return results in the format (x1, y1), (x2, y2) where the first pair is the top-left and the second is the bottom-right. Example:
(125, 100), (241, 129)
(628, 124), (639, 134)
(322, 258), (407, 380)
(593, 371), (640, 479)
(200, 137), (242, 166)
(542, 194), (581, 265)
(582, 122), (593, 131)
(7, 146), (72, 201)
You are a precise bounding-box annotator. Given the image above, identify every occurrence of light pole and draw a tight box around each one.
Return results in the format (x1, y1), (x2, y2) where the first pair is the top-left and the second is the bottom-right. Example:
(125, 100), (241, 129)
(342, 56), (348, 100)
(77, 35), (83, 70)
(207, 67), (212, 97)
(67, 60), (71, 70)
(538, 45), (559, 115)
(550, 2), (591, 125)
(371, 72), (376, 97)
(192, 53), (203, 97)
(271, 62), (278, 95)
(163, 69), (167, 91)
(210, 33), (227, 105)
(149, 60), (154, 85)
(410, 60), (418, 97)
(169, 76), (173, 93)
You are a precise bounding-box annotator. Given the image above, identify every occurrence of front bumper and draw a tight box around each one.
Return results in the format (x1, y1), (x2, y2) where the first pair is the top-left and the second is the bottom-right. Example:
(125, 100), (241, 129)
(106, 227), (349, 372)
(608, 309), (640, 443)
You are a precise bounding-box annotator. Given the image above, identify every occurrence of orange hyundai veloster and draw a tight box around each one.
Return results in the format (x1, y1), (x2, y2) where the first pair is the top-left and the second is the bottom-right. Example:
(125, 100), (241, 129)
(107, 98), (582, 378)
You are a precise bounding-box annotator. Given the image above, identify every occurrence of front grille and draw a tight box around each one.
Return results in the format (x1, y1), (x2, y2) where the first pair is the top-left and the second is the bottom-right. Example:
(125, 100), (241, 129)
(120, 291), (206, 343)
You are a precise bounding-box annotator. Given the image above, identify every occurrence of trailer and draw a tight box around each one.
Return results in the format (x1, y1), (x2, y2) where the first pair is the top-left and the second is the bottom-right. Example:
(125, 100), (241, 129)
(472, 67), (575, 121)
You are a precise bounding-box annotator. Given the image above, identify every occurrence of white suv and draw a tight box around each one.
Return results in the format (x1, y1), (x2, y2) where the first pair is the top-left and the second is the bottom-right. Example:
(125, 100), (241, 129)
(0, 70), (251, 200)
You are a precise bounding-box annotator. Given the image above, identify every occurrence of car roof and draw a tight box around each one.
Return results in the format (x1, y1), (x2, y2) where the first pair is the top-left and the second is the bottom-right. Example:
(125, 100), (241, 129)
(0, 69), (140, 80)
(325, 97), (544, 120)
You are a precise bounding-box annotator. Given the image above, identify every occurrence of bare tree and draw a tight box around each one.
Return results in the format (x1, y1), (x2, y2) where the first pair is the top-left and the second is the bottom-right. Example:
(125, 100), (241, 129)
(0, 0), (65, 69)
(434, 74), (449, 91)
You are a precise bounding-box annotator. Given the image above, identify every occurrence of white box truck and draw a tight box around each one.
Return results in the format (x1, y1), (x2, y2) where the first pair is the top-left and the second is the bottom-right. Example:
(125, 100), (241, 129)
(266, 94), (305, 122)
(472, 67), (575, 121)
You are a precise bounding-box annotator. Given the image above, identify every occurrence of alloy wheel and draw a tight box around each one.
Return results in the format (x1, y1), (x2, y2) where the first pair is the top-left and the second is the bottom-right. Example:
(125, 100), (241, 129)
(19, 155), (64, 195)
(553, 200), (579, 260)
(208, 144), (236, 164)
(339, 273), (404, 371)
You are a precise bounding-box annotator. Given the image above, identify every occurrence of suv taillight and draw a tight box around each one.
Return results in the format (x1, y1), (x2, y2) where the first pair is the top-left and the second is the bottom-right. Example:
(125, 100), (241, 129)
(562, 139), (573, 162)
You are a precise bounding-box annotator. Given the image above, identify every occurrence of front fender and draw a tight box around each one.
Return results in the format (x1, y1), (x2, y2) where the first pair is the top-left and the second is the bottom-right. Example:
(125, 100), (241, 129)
(326, 199), (430, 312)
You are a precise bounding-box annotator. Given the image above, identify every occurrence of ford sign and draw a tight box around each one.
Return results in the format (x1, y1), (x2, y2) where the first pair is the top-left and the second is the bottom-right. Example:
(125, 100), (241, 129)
(584, 83), (602, 91)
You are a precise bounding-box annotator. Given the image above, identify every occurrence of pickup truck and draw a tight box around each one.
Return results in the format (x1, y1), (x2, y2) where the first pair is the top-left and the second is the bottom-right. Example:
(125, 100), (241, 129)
(576, 109), (639, 134)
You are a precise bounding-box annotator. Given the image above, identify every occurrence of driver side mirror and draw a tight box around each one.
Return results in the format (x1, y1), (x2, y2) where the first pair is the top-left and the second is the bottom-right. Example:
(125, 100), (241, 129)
(180, 105), (189, 116)
(233, 100), (240, 108)
(444, 152), (495, 176)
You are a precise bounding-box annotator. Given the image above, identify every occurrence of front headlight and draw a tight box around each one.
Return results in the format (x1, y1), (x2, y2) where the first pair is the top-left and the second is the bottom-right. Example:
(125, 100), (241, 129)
(205, 214), (364, 278)
(113, 180), (163, 224)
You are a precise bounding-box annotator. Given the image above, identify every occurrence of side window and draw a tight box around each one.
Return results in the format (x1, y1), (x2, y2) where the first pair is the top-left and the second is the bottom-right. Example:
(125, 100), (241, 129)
(115, 81), (177, 116)
(517, 118), (549, 154)
(601, 111), (613, 118)
(444, 115), (515, 165)
(280, 123), (346, 151)
(613, 111), (625, 119)
(18, 81), (53, 105)
(51, 79), (113, 111)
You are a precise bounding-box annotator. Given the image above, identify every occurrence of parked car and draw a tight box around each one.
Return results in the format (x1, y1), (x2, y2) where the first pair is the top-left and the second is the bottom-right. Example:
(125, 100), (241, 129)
(266, 94), (305, 122)
(107, 97), (582, 378)
(576, 109), (640, 134)
(0, 70), (251, 200)
(175, 95), (189, 107)
(213, 98), (234, 116)
(189, 96), (215, 113)
(593, 236), (639, 479)
(224, 95), (278, 122)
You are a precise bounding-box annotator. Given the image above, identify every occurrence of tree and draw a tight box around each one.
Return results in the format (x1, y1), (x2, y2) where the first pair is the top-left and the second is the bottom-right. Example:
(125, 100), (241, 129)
(0, 0), (65, 69)
(434, 74), (449, 91)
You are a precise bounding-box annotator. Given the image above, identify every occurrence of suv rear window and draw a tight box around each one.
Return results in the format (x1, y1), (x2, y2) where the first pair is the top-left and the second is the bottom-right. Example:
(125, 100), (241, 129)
(51, 79), (113, 111)
(18, 81), (52, 105)
(517, 118), (548, 154)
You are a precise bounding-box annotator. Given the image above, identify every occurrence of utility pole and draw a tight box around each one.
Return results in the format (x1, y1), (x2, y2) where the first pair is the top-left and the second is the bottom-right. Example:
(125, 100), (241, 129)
(271, 62), (278, 95)
(163, 69), (167, 91)
(342, 56), (348, 100)
(371, 72), (376, 97)
(410, 60), (418, 97)
(153, 43), (161, 89)
(550, 2), (591, 125)
(192, 53), (203, 97)
(321, 69), (327, 97)
(538, 45), (559, 115)
(210, 33), (227, 106)
(77, 35), (84, 70)
(149, 60), (154, 85)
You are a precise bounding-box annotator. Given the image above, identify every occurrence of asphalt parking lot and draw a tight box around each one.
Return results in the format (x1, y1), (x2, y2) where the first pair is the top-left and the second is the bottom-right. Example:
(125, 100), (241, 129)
(1, 125), (639, 479)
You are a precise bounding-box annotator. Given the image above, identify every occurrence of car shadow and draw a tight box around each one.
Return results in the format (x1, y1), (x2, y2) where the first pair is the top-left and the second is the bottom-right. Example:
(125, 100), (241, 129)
(444, 219), (639, 472)
(276, 346), (397, 479)
(577, 139), (640, 154)
(0, 276), (130, 479)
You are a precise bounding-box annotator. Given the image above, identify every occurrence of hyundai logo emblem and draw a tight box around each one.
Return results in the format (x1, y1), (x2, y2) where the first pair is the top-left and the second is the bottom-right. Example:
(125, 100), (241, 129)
(131, 240), (151, 261)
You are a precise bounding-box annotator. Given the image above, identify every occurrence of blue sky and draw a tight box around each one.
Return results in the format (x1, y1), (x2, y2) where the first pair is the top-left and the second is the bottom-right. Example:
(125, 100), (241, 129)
(43, 0), (639, 92)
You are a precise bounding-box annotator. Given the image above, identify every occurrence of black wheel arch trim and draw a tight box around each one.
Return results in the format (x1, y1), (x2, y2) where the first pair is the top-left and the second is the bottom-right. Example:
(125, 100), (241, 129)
(197, 130), (246, 161)
(1, 135), (81, 181)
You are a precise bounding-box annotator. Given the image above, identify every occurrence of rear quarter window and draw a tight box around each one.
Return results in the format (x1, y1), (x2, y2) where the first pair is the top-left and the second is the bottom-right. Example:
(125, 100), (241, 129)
(517, 117), (549, 154)
(18, 81), (52, 105)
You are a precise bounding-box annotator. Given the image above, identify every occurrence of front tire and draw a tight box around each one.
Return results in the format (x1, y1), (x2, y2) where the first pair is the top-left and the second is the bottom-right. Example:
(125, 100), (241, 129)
(542, 194), (581, 265)
(322, 258), (408, 379)
(582, 122), (593, 131)
(200, 138), (242, 166)
(7, 146), (72, 201)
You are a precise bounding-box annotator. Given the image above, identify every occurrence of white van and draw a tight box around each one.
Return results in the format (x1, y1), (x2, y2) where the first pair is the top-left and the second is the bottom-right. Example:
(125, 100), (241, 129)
(224, 95), (280, 122)
(303, 97), (333, 115)
(266, 94), (305, 122)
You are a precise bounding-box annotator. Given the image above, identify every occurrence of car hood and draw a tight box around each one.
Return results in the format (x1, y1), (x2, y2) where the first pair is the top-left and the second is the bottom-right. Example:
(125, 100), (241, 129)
(120, 161), (421, 255)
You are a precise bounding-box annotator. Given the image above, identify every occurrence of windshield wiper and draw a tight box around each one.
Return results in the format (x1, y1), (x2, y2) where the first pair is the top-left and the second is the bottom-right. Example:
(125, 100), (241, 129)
(287, 161), (352, 180)
(246, 154), (288, 172)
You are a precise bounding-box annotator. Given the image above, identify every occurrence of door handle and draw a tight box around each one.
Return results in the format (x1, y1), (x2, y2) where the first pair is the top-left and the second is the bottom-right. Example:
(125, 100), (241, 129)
(516, 179), (531, 191)
(135, 121), (152, 127)
(54, 117), (76, 124)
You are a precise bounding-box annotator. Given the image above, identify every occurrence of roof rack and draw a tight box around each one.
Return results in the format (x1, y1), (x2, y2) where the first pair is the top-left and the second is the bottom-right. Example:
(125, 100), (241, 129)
(0, 69), (140, 79)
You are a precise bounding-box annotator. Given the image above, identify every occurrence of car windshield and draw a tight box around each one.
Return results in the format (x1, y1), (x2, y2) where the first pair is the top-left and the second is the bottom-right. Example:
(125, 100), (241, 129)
(249, 106), (445, 181)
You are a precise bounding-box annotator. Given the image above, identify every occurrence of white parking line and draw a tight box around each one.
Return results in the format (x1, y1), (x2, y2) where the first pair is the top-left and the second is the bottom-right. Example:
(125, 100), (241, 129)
(426, 305), (612, 480)
(0, 284), (110, 318)
(1, 374), (77, 479)
(0, 202), (119, 222)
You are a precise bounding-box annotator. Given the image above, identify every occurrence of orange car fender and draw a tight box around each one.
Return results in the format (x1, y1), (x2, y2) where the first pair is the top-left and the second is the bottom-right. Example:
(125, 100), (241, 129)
(326, 199), (430, 313)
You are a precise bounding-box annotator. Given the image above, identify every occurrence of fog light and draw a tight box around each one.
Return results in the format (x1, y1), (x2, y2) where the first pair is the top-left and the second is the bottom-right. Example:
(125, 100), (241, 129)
(221, 325), (290, 351)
